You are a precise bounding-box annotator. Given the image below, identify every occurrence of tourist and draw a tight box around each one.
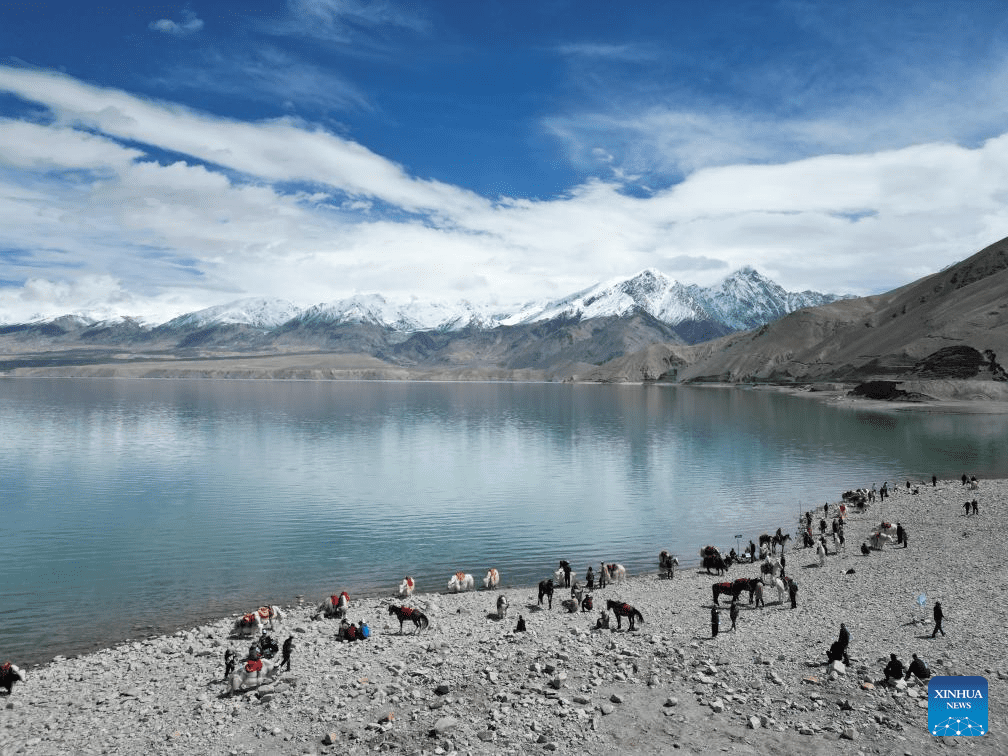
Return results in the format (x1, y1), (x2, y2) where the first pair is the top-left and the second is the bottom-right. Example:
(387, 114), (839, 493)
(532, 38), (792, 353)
(788, 579), (798, 609)
(281, 636), (294, 671)
(711, 605), (720, 638)
(964, 500), (971, 516)
(837, 623), (851, 664)
(905, 653), (931, 681)
(932, 474), (937, 487)
(932, 602), (945, 638)
(516, 615), (527, 632)
(896, 522), (905, 547)
(972, 499), (978, 515)
(224, 648), (236, 679)
(884, 653), (905, 684)
(585, 565), (595, 591)
(729, 598), (739, 631)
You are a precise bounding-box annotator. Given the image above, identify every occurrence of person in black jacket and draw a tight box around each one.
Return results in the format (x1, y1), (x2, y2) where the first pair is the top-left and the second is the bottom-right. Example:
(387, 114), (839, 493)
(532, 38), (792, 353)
(711, 605), (720, 638)
(884, 653), (905, 684)
(905, 653), (930, 681)
(932, 602), (945, 637)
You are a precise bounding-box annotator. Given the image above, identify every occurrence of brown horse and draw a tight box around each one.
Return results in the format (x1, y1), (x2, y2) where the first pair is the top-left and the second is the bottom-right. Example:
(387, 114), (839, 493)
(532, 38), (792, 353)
(606, 599), (644, 630)
(387, 604), (429, 633)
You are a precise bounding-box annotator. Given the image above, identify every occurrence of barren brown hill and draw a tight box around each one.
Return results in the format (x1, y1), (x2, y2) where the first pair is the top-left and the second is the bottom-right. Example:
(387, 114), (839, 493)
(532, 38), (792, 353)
(672, 236), (1008, 387)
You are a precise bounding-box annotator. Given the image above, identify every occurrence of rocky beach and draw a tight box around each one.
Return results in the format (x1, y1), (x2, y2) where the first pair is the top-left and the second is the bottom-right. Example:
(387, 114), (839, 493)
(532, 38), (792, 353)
(3, 479), (1007, 755)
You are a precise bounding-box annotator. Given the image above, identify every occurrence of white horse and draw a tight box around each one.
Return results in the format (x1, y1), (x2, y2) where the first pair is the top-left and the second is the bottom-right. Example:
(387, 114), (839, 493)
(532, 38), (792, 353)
(816, 541), (826, 567)
(448, 572), (474, 592)
(496, 594), (508, 620)
(398, 576), (416, 598)
(313, 592), (349, 619)
(232, 605), (283, 637)
(870, 532), (894, 550)
(228, 657), (282, 694)
(483, 568), (500, 589)
(773, 577), (786, 604)
(760, 558), (781, 580)
(604, 563), (626, 584)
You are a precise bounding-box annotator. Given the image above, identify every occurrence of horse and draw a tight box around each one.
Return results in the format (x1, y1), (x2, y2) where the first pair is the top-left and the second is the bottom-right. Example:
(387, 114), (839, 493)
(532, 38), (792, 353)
(703, 554), (732, 575)
(228, 657), (282, 694)
(313, 592), (349, 620)
(387, 604), (429, 633)
(606, 599), (643, 631)
(760, 558), (781, 579)
(483, 568), (500, 590)
(736, 576), (762, 604)
(772, 532), (792, 553)
(711, 581), (735, 605)
(869, 532), (893, 550)
(233, 605), (282, 637)
(699, 545), (721, 560)
(0, 663), (26, 694)
(772, 577), (786, 603)
(398, 576), (416, 598)
(658, 551), (679, 579)
(496, 594), (508, 620)
(448, 572), (475, 592)
(605, 563), (626, 584)
(232, 612), (263, 638)
(538, 579), (554, 609)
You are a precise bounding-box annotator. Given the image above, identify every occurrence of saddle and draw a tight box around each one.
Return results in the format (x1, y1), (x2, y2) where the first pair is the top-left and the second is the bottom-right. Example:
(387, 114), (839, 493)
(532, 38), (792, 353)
(400, 606), (414, 618)
(455, 572), (466, 582)
(620, 603), (633, 614)
(0, 662), (10, 676)
(244, 660), (263, 673)
(240, 613), (256, 625)
(257, 606), (271, 619)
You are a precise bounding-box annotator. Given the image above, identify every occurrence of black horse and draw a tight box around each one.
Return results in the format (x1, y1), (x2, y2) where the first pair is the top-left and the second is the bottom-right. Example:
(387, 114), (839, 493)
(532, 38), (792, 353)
(606, 599), (644, 631)
(538, 579), (554, 609)
(388, 604), (430, 633)
(702, 553), (732, 575)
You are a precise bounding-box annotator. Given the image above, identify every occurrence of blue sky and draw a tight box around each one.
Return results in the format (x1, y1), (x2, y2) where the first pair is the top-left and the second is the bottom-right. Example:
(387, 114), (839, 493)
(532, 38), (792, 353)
(2, 1), (1008, 322)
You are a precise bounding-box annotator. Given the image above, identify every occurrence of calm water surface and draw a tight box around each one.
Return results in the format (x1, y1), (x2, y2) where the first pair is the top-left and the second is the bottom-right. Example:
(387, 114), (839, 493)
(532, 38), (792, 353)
(2, 378), (1007, 665)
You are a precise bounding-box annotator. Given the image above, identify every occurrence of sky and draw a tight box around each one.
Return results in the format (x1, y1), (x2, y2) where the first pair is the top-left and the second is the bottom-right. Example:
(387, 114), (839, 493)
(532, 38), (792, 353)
(2, 1), (1008, 323)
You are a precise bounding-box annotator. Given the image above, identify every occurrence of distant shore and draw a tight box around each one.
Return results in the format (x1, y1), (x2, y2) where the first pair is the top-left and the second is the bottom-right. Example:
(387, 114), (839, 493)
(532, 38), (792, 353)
(3, 478), (1006, 754)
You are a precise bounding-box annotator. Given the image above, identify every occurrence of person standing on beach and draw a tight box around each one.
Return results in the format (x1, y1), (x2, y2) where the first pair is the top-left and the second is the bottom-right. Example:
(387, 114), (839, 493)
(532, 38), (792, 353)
(964, 500), (972, 516)
(788, 579), (798, 609)
(932, 475), (937, 487)
(896, 522), (905, 547)
(281, 636), (294, 671)
(711, 606), (720, 637)
(932, 601), (945, 638)
(585, 565), (595, 591)
(972, 500), (978, 515)
(224, 648), (236, 679)
(779, 553), (786, 577)
(962, 473), (968, 486)
(837, 623), (851, 664)
(729, 598), (739, 631)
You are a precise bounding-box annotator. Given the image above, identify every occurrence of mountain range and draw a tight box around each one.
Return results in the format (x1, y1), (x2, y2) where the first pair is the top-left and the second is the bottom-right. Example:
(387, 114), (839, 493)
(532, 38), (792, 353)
(2, 238), (1005, 399)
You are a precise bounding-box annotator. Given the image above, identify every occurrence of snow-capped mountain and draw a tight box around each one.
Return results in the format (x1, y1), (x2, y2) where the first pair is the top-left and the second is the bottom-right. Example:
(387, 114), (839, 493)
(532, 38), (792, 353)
(6, 268), (847, 339)
(164, 298), (303, 330)
(294, 294), (504, 332)
(501, 267), (843, 329)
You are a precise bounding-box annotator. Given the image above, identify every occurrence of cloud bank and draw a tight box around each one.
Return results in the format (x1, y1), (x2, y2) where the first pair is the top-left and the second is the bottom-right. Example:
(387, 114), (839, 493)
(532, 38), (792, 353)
(1, 64), (1006, 324)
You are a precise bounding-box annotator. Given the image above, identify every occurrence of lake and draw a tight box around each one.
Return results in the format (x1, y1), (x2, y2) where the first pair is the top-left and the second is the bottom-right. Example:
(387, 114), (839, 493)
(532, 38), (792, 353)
(2, 377), (1007, 665)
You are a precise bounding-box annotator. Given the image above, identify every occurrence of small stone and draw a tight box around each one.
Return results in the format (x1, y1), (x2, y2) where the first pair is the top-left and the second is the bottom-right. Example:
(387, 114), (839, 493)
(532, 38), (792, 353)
(802, 676), (817, 684)
(601, 703), (615, 715)
(829, 660), (846, 675)
(861, 682), (875, 690)
(431, 717), (458, 736)
(478, 731), (495, 742)
(749, 716), (761, 729)
(664, 697), (679, 707)
(543, 743), (558, 751)
(609, 693), (623, 704)
(379, 712), (394, 723)
(573, 695), (590, 705)
(709, 698), (724, 713)
(434, 683), (450, 695)
(841, 727), (858, 740)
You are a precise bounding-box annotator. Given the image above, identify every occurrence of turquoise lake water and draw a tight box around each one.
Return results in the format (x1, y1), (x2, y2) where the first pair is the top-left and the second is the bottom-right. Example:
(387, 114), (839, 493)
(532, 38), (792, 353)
(2, 377), (1006, 665)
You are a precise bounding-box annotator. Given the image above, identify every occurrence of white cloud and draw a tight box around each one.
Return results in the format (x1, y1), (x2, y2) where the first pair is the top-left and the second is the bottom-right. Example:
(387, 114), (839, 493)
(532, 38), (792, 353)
(149, 9), (204, 36)
(1, 66), (1008, 323)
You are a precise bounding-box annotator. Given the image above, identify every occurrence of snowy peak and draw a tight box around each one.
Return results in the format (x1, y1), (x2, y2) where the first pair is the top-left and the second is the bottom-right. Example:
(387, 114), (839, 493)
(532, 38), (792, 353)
(165, 298), (302, 330)
(297, 295), (502, 333)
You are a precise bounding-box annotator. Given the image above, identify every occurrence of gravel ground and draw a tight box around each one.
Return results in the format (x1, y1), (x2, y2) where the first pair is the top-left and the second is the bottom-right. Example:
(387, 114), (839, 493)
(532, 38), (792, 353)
(2, 477), (1006, 755)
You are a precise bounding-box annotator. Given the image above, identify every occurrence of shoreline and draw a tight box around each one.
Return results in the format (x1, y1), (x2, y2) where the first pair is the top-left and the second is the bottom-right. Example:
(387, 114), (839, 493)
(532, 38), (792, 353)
(4, 479), (1006, 754)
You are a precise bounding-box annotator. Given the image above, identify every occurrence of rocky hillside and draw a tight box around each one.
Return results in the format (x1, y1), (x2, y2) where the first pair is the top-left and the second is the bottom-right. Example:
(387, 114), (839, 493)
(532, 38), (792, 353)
(671, 236), (1008, 386)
